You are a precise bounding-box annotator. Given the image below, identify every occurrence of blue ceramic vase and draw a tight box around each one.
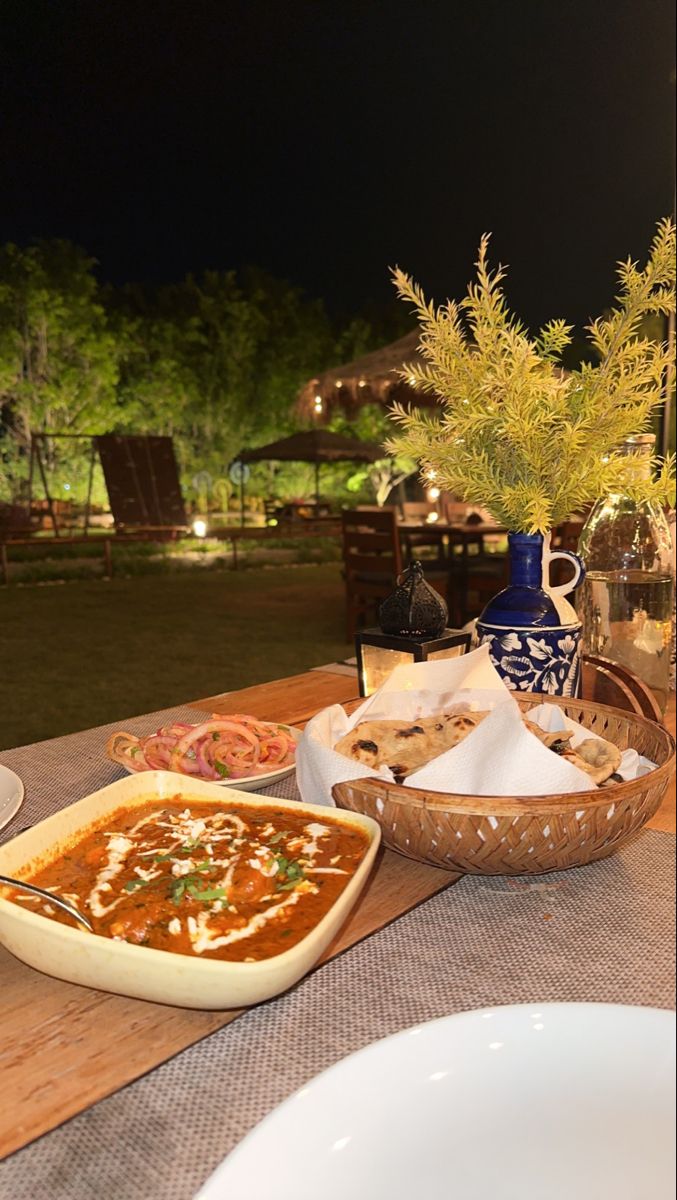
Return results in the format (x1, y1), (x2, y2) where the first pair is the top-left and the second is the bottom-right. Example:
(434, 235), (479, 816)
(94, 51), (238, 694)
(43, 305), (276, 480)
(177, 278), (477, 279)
(476, 533), (585, 697)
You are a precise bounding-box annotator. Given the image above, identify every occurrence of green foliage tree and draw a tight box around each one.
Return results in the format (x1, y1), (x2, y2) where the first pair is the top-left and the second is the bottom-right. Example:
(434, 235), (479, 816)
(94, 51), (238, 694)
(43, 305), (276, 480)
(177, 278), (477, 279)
(112, 269), (340, 502)
(0, 241), (118, 500)
(328, 403), (416, 505)
(0, 238), (421, 512)
(387, 220), (676, 533)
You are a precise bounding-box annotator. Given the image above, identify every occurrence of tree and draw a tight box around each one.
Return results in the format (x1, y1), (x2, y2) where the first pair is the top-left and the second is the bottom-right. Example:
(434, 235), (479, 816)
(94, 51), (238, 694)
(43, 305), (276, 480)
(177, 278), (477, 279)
(0, 241), (118, 500)
(329, 403), (415, 505)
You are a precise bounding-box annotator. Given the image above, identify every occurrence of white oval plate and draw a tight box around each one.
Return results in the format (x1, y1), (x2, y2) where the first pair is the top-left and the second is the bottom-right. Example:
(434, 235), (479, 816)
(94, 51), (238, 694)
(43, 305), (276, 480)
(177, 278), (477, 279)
(196, 1003), (676, 1200)
(0, 764), (24, 833)
(116, 725), (300, 792)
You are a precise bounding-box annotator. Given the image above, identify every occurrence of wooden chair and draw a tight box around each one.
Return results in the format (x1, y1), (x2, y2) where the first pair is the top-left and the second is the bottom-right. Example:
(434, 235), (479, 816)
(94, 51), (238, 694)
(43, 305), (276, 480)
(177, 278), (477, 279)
(342, 507), (403, 640)
(446, 521), (509, 626)
(552, 519), (585, 552)
(447, 557), (510, 626)
(400, 501), (447, 565)
(581, 653), (663, 722)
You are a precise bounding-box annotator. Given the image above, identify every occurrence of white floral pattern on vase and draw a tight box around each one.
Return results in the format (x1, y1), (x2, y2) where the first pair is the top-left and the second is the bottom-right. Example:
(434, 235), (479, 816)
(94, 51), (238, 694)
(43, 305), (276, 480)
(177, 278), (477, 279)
(477, 626), (582, 696)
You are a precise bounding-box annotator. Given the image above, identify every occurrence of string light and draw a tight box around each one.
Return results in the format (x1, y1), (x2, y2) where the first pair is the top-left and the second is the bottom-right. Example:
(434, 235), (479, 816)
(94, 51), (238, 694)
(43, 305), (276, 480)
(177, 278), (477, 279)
(314, 395), (323, 413)
(358, 379), (367, 388)
(427, 486), (441, 501)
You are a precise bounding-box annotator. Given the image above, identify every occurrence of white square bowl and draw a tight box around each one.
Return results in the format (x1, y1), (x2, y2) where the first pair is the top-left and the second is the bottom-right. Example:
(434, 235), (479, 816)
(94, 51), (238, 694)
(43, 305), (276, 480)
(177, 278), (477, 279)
(0, 771), (381, 1010)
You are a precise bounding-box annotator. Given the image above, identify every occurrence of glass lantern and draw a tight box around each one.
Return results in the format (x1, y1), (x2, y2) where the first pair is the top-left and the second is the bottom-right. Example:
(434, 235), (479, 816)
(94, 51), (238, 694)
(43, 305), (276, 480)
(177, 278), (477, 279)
(355, 628), (471, 697)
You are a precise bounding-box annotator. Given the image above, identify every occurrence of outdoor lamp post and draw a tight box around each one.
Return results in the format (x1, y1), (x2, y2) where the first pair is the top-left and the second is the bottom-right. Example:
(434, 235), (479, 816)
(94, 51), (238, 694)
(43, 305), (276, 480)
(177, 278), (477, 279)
(355, 561), (471, 697)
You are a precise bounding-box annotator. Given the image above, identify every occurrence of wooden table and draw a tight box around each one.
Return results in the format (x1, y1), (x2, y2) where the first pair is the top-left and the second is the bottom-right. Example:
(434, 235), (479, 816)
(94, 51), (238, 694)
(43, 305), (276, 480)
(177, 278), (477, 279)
(398, 520), (508, 558)
(398, 521), (508, 537)
(0, 665), (674, 1159)
(0, 669), (455, 1159)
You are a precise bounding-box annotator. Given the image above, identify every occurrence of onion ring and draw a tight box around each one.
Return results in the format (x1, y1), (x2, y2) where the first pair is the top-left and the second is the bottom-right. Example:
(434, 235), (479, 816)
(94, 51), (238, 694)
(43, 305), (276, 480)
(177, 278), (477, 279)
(106, 715), (296, 781)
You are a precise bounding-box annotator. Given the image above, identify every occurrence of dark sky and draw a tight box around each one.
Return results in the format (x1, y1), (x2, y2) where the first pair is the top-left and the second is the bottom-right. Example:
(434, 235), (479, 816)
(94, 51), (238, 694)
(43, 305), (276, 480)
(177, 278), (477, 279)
(2, 0), (675, 327)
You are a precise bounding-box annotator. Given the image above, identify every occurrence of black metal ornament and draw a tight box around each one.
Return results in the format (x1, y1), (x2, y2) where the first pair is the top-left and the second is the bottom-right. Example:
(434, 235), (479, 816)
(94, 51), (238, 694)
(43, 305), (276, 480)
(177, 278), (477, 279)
(378, 561), (448, 638)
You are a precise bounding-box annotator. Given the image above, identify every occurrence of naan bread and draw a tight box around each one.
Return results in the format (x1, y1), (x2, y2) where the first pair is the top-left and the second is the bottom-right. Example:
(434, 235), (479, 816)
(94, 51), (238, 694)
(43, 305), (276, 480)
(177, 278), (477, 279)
(334, 711), (488, 781)
(334, 708), (623, 788)
(523, 720), (574, 753)
(524, 720), (622, 783)
(561, 736), (622, 784)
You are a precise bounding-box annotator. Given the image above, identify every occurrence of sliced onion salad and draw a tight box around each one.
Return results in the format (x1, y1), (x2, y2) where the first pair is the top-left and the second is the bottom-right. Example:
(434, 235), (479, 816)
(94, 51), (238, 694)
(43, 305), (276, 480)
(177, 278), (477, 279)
(106, 715), (297, 782)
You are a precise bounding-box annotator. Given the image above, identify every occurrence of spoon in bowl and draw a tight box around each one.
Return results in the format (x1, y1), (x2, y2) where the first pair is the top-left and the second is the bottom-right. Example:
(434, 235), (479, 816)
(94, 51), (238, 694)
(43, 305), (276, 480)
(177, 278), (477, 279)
(0, 873), (94, 932)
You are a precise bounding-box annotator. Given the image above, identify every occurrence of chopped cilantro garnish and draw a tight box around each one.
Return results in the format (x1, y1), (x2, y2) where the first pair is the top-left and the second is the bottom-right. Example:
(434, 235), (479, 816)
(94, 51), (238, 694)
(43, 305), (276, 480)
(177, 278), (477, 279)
(273, 854), (305, 891)
(187, 886), (228, 902)
(153, 841), (206, 862)
(170, 879), (188, 905)
(124, 877), (155, 892)
(274, 854), (303, 879)
(168, 862), (217, 905)
(214, 762), (230, 778)
(268, 831), (291, 845)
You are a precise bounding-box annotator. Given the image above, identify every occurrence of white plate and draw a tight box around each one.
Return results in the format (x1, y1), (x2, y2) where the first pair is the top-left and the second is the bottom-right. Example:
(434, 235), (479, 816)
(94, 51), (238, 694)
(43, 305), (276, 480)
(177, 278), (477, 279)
(196, 1003), (676, 1200)
(118, 725), (300, 791)
(0, 764), (24, 832)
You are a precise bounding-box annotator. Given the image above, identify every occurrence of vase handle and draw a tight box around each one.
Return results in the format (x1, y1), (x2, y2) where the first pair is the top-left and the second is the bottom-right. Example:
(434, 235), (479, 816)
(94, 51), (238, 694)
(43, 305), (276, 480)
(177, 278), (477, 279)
(545, 549), (586, 596)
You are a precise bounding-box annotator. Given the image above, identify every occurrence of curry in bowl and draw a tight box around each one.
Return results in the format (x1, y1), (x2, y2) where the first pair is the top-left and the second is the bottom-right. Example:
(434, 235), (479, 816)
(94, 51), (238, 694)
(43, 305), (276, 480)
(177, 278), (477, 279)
(9, 796), (370, 963)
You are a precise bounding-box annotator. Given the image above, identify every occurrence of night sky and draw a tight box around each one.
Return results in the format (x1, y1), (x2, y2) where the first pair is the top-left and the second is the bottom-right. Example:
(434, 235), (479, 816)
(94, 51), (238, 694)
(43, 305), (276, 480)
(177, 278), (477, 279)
(2, 0), (675, 328)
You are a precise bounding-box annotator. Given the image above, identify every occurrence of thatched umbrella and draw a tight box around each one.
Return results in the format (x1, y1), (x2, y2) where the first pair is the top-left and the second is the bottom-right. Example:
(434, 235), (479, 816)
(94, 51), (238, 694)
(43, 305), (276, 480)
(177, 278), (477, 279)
(298, 330), (426, 419)
(235, 429), (383, 517)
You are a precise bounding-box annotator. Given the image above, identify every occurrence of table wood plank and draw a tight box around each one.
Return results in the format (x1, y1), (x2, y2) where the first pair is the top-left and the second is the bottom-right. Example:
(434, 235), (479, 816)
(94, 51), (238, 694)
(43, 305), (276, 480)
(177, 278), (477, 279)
(0, 666), (451, 1161)
(0, 851), (451, 1160)
(189, 669), (362, 725)
(647, 692), (675, 833)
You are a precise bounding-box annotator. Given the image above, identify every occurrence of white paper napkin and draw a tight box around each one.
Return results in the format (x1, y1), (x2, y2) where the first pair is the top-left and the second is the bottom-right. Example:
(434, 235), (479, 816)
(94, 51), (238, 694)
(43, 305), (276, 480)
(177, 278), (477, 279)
(296, 645), (657, 807)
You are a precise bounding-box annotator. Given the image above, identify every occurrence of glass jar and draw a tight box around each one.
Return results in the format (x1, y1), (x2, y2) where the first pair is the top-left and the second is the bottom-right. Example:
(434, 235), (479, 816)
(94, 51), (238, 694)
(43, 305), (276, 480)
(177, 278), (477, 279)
(577, 434), (674, 713)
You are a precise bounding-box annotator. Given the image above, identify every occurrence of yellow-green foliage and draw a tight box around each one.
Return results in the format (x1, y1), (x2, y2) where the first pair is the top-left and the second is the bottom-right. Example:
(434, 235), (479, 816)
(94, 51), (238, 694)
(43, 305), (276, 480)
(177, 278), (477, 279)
(387, 219), (676, 533)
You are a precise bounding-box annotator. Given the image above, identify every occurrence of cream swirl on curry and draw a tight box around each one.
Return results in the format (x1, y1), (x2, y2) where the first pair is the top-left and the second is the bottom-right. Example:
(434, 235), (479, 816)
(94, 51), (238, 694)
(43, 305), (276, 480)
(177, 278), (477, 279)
(12, 800), (369, 961)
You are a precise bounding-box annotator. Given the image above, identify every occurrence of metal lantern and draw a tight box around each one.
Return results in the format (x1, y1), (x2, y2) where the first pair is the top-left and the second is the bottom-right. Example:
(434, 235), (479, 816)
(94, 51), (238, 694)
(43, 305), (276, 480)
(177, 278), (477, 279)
(355, 561), (471, 696)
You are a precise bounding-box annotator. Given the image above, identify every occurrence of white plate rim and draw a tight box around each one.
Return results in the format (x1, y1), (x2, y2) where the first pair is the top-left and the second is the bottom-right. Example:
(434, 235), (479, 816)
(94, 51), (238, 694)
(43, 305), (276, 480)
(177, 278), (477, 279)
(0, 763), (24, 833)
(195, 1001), (676, 1200)
(114, 723), (300, 790)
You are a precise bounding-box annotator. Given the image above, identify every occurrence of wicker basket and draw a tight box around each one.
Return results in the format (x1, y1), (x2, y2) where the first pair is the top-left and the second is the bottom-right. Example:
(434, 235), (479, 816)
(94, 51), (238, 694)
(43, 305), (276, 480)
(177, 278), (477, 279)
(331, 695), (676, 876)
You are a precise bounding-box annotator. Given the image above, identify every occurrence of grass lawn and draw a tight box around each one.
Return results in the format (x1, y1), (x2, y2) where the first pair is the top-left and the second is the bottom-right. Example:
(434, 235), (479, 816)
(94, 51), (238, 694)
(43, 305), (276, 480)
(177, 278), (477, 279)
(0, 565), (350, 750)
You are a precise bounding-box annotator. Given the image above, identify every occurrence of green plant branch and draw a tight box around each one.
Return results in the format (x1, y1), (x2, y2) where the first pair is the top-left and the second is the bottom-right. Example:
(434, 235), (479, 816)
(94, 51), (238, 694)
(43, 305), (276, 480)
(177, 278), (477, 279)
(387, 220), (676, 533)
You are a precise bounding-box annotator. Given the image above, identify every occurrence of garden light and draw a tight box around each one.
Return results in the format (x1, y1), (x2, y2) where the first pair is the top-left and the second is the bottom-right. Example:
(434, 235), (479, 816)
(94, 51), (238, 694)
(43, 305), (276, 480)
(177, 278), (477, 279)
(192, 518), (208, 538)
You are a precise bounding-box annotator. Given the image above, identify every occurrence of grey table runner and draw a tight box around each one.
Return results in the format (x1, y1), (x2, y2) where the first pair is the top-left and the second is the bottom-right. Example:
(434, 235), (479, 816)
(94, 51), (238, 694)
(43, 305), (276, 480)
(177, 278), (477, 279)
(0, 711), (674, 1200)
